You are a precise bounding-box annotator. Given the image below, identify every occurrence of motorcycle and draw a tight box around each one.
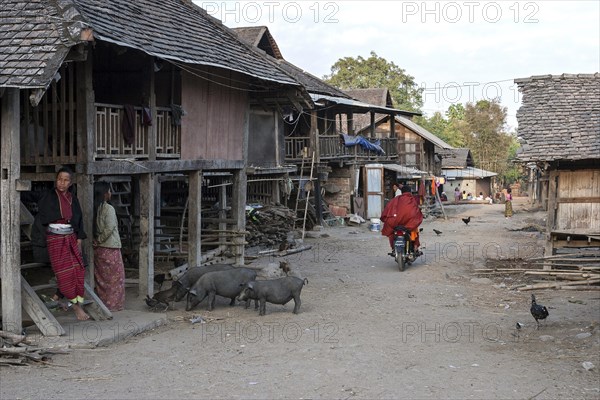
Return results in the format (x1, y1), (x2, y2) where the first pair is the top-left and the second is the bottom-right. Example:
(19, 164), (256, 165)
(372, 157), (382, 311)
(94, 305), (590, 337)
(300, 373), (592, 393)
(390, 226), (423, 271)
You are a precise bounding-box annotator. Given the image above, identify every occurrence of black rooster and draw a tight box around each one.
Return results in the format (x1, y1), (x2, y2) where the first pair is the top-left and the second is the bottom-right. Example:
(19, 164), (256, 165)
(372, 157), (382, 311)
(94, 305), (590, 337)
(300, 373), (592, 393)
(433, 229), (443, 236)
(145, 284), (177, 311)
(530, 294), (549, 329)
(154, 273), (166, 291)
(462, 216), (471, 226)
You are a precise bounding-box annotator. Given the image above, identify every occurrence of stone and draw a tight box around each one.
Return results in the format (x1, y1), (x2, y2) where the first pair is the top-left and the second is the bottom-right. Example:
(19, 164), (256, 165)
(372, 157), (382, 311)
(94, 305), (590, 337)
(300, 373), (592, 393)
(575, 332), (592, 340)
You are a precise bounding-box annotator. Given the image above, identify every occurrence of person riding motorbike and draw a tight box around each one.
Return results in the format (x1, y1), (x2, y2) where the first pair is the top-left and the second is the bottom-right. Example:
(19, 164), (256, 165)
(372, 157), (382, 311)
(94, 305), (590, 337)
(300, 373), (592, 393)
(380, 185), (423, 256)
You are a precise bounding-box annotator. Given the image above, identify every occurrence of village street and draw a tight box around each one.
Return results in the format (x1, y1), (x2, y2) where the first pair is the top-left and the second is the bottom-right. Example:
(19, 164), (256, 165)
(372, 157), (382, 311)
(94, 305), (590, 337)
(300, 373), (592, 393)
(1, 198), (599, 399)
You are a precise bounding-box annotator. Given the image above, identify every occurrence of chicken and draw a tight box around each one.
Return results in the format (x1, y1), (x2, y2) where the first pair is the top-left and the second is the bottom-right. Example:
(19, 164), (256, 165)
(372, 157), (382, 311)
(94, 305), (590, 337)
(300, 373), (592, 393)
(530, 294), (549, 329)
(279, 260), (291, 275)
(278, 241), (290, 252)
(433, 229), (442, 236)
(462, 216), (471, 225)
(145, 284), (177, 311)
(154, 273), (166, 291)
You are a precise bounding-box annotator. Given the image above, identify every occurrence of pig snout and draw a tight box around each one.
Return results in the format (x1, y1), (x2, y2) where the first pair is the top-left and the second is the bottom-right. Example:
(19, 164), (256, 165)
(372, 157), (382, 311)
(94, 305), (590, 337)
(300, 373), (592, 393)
(173, 281), (188, 302)
(186, 290), (199, 311)
(236, 287), (251, 302)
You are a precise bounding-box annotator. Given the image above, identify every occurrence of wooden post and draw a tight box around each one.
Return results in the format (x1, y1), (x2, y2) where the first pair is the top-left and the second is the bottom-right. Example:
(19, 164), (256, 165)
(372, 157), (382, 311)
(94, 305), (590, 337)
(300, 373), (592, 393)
(544, 170), (559, 263)
(76, 49), (95, 165)
(232, 169), (247, 265)
(188, 170), (202, 268)
(76, 172), (94, 285)
(145, 56), (157, 161)
(390, 115), (396, 138)
(1, 88), (22, 333)
(370, 111), (375, 138)
(347, 112), (354, 135)
(309, 110), (319, 160)
(139, 173), (155, 297)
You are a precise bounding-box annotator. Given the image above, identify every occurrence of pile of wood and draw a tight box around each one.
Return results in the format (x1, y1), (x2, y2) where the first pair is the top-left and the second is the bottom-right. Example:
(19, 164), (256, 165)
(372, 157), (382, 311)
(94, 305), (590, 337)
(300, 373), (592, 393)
(0, 331), (69, 366)
(245, 205), (296, 248)
(474, 253), (600, 291)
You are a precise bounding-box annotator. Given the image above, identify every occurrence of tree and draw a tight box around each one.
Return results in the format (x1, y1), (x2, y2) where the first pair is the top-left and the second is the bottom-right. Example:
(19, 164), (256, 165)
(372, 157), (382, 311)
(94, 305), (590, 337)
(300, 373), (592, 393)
(419, 99), (521, 184)
(323, 51), (423, 112)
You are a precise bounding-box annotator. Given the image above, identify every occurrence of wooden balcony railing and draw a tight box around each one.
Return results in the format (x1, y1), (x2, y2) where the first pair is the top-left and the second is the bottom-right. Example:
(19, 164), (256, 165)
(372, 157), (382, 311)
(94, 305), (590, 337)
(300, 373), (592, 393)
(155, 106), (181, 158)
(95, 103), (181, 160)
(284, 135), (397, 162)
(284, 136), (311, 161)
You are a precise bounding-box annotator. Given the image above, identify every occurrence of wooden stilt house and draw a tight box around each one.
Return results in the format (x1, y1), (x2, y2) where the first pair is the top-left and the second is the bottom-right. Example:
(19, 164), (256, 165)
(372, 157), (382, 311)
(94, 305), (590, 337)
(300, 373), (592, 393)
(0, 0), (309, 334)
(515, 73), (600, 256)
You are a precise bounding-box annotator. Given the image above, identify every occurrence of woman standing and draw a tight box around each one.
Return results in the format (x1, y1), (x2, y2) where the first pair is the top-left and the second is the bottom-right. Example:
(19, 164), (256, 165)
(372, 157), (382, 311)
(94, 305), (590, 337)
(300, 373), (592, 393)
(92, 182), (125, 311)
(505, 188), (513, 218)
(32, 167), (89, 320)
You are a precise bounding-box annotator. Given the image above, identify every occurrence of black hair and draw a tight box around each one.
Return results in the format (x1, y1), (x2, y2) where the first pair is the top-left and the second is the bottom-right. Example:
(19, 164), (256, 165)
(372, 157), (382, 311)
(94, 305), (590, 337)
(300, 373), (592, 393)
(56, 166), (74, 177)
(401, 185), (412, 194)
(93, 181), (111, 238)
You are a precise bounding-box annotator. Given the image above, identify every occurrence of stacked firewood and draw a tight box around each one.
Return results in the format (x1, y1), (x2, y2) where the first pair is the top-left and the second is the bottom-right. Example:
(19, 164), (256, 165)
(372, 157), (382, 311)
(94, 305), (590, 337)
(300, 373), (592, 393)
(0, 331), (69, 366)
(474, 253), (600, 291)
(245, 205), (296, 248)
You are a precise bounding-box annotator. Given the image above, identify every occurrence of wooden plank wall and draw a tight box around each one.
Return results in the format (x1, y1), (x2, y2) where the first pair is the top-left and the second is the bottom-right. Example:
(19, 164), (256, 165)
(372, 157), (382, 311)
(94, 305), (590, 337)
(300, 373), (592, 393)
(180, 67), (248, 162)
(556, 169), (600, 230)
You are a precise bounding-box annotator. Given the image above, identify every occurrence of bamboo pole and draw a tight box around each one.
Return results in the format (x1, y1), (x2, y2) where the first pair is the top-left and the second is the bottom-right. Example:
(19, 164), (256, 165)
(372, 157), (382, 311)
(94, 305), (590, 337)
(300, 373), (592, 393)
(302, 152), (316, 241)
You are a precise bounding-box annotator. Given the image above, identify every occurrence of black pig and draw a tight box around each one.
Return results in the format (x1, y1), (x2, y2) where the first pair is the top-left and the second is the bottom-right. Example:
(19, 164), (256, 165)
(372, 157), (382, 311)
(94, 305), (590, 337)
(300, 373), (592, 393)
(173, 264), (234, 302)
(186, 268), (257, 311)
(237, 277), (308, 316)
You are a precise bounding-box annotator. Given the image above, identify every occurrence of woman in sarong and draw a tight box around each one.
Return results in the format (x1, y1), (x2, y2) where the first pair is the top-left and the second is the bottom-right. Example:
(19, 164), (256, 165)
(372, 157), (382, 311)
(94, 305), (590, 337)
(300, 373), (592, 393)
(92, 182), (125, 311)
(33, 167), (89, 320)
(505, 188), (513, 218)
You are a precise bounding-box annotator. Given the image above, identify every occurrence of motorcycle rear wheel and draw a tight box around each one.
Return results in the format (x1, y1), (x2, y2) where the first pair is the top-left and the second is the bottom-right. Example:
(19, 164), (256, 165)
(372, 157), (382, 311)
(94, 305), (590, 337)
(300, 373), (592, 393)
(396, 254), (405, 271)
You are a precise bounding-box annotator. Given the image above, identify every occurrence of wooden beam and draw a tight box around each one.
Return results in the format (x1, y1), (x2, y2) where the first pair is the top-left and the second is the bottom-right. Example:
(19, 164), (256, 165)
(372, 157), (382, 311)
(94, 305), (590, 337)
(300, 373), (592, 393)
(138, 173), (155, 297)
(21, 278), (65, 336)
(81, 159), (244, 175)
(231, 169), (247, 265)
(77, 50), (95, 165)
(84, 282), (112, 320)
(556, 196), (600, 204)
(188, 170), (202, 267)
(145, 56), (157, 161)
(547, 170), (559, 232)
(76, 173), (94, 285)
(1, 87), (23, 333)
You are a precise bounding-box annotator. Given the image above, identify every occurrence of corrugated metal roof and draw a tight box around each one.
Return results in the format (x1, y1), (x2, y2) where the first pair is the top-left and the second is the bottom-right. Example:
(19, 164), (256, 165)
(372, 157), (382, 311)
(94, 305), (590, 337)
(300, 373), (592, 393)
(367, 163), (428, 177)
(443, 167), (497, 179)
(396, 116), (454, 149)
(310, 94), (416, 116)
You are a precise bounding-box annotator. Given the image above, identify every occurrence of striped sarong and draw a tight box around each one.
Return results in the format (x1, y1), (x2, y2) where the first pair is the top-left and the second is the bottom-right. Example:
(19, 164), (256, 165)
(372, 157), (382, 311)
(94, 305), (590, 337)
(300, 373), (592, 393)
(47, 232), (85, 301)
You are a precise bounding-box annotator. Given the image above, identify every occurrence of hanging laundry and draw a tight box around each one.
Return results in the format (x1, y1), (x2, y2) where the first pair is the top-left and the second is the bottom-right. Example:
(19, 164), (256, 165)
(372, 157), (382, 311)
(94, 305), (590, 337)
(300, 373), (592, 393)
(121, 105), (136, 145)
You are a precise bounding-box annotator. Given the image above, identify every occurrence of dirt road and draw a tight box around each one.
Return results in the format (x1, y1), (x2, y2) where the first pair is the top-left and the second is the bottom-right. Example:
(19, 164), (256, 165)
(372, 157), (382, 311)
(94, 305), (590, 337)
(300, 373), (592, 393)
(2, 198), (599, 399)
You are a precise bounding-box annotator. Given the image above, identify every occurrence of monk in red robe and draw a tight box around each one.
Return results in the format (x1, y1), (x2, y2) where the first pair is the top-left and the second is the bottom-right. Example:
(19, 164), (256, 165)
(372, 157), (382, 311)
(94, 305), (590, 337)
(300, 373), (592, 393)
(381, 185), (423, 254)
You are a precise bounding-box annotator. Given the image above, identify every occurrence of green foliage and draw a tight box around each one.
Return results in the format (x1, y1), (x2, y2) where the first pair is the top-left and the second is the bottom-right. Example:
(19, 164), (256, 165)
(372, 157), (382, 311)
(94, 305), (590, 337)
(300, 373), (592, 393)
(420, 99), (522, 185)
(323, 51), (423, 112)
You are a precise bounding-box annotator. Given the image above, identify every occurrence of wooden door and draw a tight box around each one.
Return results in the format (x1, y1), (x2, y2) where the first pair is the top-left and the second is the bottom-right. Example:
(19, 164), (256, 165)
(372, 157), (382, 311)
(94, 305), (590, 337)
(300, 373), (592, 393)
(365, 165), (384, 219)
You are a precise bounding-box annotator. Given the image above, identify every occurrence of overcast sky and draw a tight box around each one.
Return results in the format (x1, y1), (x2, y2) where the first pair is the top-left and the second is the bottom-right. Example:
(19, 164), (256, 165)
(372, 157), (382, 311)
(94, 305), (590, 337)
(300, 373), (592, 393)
(195, 1), (600, 131)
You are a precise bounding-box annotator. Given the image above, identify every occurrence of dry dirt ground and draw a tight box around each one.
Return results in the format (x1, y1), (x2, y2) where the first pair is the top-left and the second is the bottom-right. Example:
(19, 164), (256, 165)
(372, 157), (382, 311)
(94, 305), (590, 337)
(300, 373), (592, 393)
(2, 198), (599, 399)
